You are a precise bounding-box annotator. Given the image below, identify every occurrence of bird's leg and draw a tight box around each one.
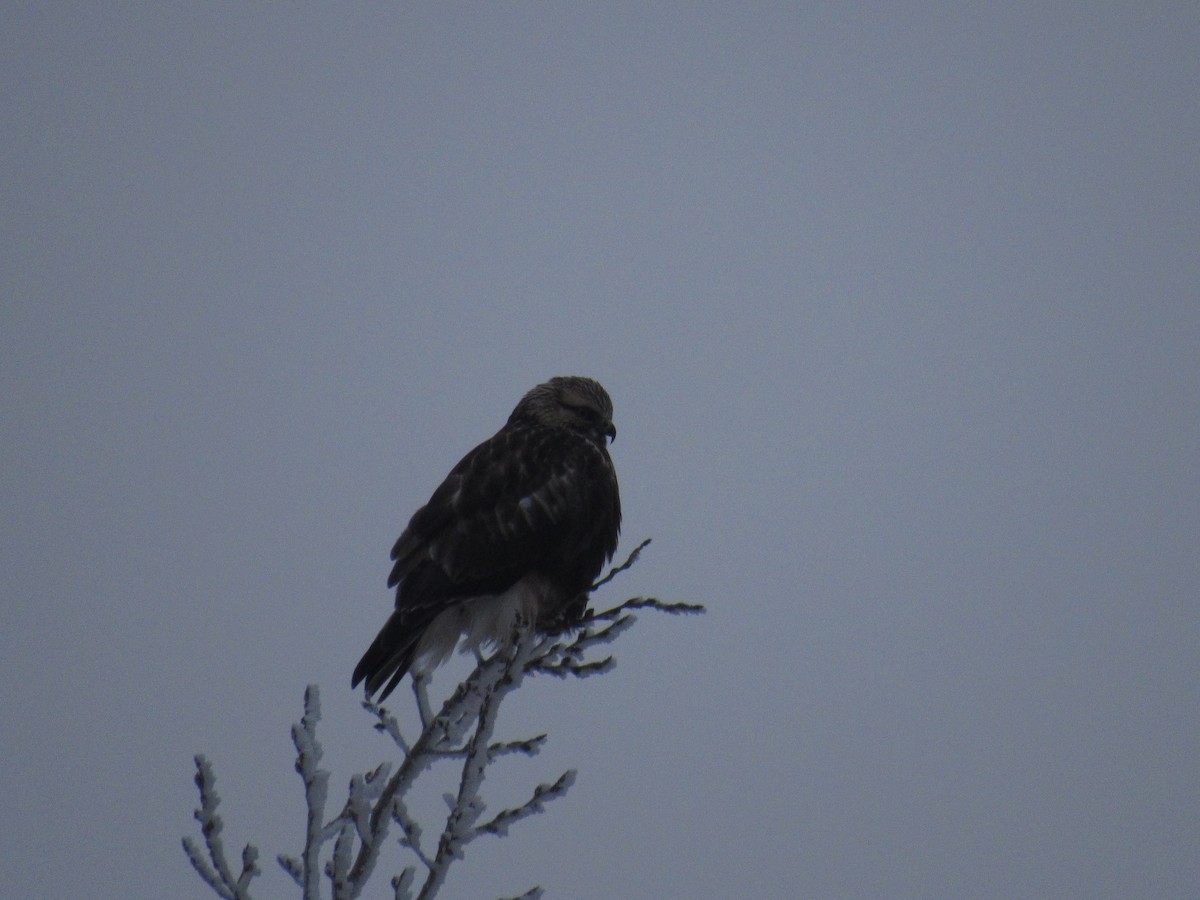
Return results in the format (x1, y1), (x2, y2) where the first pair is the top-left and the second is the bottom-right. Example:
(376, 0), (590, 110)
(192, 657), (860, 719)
(411, 671), (433, 729)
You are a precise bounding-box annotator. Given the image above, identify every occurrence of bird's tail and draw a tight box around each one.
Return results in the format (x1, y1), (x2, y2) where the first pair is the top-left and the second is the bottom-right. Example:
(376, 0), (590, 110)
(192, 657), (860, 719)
(351, 609), (432, 701)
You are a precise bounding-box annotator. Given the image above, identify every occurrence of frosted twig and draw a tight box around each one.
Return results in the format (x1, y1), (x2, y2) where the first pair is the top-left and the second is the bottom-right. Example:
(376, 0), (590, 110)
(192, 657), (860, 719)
(368, 699), (411, 756)
(594, 595), (707, 618)
(346, 762), (390, 846)
(393, 797), (432, 869)
(183, 537), (703, 899)
(182, 755), (260, 900)
(498, 888), (544, 900)
(417, 641), (529, 898)
(391, 867), (416, 899)
(488, 733), (547, 760)
(289, 685), (331, 900)
(474, 770), (576, 839)
(327, 819), (355, 897)
(590, 537), (652, 590)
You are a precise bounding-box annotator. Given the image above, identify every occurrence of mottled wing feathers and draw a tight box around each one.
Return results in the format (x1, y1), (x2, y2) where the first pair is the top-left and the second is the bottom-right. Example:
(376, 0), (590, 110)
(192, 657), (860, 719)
(389, 426), (616, 602)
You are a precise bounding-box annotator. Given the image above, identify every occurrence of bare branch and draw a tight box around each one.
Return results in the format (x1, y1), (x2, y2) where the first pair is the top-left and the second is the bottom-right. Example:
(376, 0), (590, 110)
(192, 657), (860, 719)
(290, 685), (330, 900)
(184, 536), (702, 899)
(364, 698), (411, 756)
(393, 797), (433, 870)
(592, 595), (707, 619)
(590, 537), (652, 590)
(183, 755), (259, 900)
(417, 635), (536, 898)
(498, 888), (545, 900)
(391, 867), (416, 900)
(473, 770), (576, 839)
(327, 818), (355, 898)
(488, 733), (547, 760)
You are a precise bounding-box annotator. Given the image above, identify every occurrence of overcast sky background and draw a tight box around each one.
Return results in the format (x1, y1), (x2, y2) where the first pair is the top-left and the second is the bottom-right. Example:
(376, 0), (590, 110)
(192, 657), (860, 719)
(3, 4), (1198, 898)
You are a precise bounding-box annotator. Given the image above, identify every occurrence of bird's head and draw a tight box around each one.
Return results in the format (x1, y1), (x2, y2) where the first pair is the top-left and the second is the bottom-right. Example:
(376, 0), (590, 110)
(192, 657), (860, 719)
(510, 376), (616, 445)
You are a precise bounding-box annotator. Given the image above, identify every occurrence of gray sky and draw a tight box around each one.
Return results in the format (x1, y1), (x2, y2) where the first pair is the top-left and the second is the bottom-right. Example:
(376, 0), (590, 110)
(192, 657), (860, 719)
(3, 4), (1198, 898)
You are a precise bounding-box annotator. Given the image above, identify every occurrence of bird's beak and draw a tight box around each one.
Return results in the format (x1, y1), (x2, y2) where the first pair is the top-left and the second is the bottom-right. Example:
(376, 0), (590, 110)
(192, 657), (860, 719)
(605, 422), (617, 443)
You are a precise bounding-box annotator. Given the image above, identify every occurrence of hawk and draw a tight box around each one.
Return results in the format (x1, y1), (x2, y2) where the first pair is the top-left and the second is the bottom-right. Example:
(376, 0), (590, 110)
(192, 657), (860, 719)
(352, 376), (622, 700)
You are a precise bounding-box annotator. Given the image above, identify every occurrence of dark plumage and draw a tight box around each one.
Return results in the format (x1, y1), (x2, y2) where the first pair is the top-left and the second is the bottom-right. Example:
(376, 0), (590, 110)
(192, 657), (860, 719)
(352, 376), (622, 700)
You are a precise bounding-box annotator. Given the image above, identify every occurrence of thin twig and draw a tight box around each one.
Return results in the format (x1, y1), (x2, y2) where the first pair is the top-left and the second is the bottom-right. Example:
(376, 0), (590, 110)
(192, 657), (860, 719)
(590, 537), (652, 590)
(185, 535), (703, 900)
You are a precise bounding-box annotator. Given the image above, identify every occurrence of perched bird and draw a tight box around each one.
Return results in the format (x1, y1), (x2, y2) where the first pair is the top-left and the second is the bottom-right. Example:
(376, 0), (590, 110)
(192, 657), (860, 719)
(353, 376), (622, 700)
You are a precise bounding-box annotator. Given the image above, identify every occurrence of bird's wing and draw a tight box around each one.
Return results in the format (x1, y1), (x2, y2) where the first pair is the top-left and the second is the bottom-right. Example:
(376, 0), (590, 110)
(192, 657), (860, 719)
(387, 425), (613, 607)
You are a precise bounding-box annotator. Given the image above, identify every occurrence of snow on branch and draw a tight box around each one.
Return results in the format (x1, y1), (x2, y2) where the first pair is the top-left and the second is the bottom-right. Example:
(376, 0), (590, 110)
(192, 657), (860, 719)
(182, 755), (261, 900)
(183, 539), (703, 898)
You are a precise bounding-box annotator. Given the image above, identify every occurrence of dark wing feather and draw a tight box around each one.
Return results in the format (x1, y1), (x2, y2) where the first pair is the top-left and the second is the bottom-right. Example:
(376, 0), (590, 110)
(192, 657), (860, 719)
(352, 422), (620, 698)
(391, 426), (601, 595)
